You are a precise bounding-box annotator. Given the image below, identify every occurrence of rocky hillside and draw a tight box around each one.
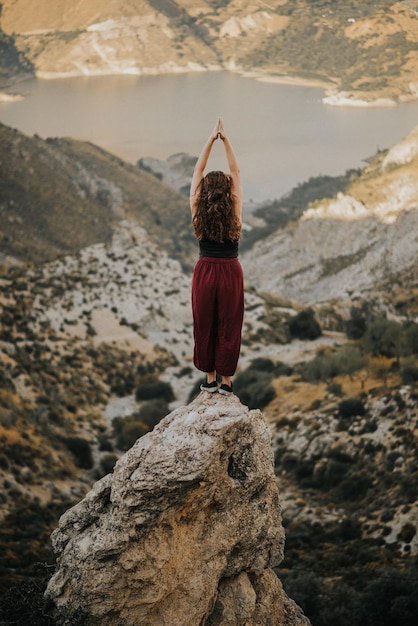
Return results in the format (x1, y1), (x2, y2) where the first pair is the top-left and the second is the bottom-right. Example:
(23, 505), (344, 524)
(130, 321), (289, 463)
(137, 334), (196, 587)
(1, 0), (418, 103)
(241, 124), (418, 306)
(0, 121), (417, 624)
(0, 197), (298, 585)
(0, 123), (195, 269)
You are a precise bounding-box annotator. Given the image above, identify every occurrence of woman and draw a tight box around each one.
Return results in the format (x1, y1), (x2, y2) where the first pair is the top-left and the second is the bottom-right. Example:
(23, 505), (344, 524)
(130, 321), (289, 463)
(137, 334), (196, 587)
(190, 118), (244, 395)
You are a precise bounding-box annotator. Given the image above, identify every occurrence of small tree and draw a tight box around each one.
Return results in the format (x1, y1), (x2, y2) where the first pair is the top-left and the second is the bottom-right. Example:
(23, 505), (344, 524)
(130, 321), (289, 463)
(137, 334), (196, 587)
(363, 318), (402, 361)
(288, 308), (322, 341)
(135, 379), (174, 402)
(338, 397), (366, 419)
(234, 370), (276, 409)
(64, 437), (93, 469)
(345, 304), (368, 339)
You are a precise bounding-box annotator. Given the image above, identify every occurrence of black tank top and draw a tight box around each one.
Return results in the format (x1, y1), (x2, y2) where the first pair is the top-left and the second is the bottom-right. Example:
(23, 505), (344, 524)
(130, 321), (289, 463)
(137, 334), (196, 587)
(199, 238), (239, 258)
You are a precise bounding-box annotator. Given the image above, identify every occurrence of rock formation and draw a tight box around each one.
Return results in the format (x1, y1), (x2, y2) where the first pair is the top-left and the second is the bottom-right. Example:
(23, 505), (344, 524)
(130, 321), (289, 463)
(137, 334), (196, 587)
(45, 392), (311, 626)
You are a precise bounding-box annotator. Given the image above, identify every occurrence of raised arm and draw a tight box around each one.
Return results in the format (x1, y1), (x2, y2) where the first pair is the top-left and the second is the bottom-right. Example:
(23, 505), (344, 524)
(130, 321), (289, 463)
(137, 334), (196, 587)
(218, 118), (242, 220)
(190, 118), (242, 220)
(190, 120), (220, 217)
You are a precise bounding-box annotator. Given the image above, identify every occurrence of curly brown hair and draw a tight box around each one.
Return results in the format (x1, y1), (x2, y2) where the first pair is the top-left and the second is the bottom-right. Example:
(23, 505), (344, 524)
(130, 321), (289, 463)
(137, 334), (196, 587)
(193, 171), (241, 242)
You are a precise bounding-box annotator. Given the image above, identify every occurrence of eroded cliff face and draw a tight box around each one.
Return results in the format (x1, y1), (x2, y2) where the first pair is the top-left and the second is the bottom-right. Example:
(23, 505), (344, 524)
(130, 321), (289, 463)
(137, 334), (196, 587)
(45, 392), (311, 626)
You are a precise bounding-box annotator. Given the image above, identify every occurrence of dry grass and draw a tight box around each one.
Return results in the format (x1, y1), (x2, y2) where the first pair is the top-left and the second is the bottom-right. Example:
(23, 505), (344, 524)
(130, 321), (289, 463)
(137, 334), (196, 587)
(264, 357), (402, 423)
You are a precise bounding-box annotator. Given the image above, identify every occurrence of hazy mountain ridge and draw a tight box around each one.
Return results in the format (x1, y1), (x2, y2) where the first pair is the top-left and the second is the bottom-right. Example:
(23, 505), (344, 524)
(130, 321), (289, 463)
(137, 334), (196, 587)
(1, 0), (418, 103)
(0, 123), (195, 268)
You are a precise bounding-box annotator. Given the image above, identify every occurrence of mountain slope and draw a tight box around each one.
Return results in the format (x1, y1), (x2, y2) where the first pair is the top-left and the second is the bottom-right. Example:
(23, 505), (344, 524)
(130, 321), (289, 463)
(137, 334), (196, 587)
(237, 0), (418, 104)
(0, 123), (195, 268)
(0, 2), (34, 87)
(241, 124), (418, 305)
(1, 0), (418, 102)
(0, 0), (219, 80)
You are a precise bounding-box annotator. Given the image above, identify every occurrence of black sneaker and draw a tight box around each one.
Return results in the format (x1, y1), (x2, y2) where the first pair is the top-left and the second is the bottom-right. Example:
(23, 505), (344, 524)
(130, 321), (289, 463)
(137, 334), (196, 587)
(219, 383), (233, 396)
(200, 381), (218, 393)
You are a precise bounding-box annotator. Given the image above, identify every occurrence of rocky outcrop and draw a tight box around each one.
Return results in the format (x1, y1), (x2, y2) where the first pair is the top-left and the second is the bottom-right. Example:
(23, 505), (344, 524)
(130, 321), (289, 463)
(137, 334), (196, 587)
(242, 206), (418, 304)
(45, 393), (311, 626)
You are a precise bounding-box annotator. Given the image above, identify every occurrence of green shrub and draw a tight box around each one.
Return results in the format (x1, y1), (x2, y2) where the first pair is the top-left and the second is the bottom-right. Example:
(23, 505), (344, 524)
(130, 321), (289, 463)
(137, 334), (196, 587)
(314, 458), (351, 489)
(100, 453), (119, 475)
(333, 472), (372, 501)
(64, 437), (93, 469)
(113, 417), (147, 451)
(303, 352), (339, 383)
(273, 361), (294, 377)
(280, 570), (322, 624)
(138, 399), (169, 428)
(248, 358), (293, 377)
(402, 323), (418, 356)
(288, 308), (322, 341)
(135, 379), (174, 402)
(248, 357), (276, 372)
(363, 318), (402, 358)
(110, 373), (135, 396)
(400, 364), (418, 385)
(327, 381), (343, 396)
(233, 370), (276, 409)
(303, 345), (367, 383)
(338, 397), (366, 419)
(113, 400), (168, 451)
(353, 569), (418, 626)
(0, 580), (56, 625)
(345, 305), (368, 339)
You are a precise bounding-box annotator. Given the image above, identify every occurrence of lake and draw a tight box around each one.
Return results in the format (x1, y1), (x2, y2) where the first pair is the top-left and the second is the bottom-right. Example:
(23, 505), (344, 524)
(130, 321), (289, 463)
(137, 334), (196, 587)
(1, 71), (418, 202)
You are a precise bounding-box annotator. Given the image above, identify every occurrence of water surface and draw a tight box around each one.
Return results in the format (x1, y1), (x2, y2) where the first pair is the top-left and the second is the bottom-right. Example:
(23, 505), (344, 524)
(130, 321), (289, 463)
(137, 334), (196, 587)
(2, 72), (418, 202)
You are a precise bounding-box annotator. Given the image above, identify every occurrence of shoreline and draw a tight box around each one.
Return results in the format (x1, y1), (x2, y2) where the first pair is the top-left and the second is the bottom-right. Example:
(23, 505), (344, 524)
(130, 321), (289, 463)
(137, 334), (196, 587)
(322, 91), (397, 108)
(0, 92), (24, 103)
(236, 69), (332, 91)
(1, 65), (416, 109)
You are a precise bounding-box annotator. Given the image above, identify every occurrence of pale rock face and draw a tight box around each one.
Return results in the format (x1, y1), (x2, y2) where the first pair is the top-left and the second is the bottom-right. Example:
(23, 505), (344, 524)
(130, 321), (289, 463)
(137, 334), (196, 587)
(242, 207), (418, 303)
(382, 125), (418, 168)
(302, 175), (418, 225)
(301, 193), (369, 222)
(220, 12), (272, 38)
(46, 393), (311, 626)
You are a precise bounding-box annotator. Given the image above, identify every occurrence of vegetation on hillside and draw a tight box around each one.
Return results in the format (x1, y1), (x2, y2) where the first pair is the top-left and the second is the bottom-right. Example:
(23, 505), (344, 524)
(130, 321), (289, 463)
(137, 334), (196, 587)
(0, 260), (180, 597)
(267, 305), (418, 625)
(0, 3), (34, 86)
(0, 125), (195, 269)
(1, 297), (417, 623)
(236, 0), (418, 99)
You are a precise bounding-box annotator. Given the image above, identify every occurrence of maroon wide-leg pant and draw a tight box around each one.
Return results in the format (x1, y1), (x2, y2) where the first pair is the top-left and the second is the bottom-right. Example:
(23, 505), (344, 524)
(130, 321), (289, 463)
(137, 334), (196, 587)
(192, 256), (244, 377)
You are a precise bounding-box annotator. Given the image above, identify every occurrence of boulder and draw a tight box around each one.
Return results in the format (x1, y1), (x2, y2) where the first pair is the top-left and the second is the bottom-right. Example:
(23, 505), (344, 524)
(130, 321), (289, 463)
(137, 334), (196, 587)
(45, 392), (311, 626)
